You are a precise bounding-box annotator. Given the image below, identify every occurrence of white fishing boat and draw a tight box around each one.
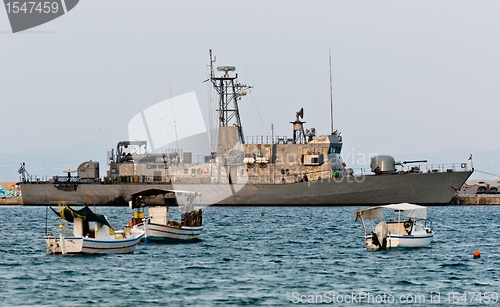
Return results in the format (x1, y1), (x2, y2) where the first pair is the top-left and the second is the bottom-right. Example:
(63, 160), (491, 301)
(127, 189), (203, 242)
(45, 204), (145, 254)
(355, 203), (434, 250)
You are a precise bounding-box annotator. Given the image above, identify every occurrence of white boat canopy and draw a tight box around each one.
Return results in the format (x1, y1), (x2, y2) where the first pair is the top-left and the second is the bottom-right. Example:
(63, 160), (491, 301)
(356, 203), (428, 220)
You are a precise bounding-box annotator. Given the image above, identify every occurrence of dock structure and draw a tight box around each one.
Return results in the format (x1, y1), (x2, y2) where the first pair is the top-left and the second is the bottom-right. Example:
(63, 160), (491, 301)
(0, 197), (23, 205)
(454, 179), (500, 205)
(452, 194), (500, 205)
(0, 181), (22, 205)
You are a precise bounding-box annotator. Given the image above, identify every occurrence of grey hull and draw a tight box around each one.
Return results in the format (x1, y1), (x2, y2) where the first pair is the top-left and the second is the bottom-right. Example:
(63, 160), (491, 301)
(21, 170), (472, 206)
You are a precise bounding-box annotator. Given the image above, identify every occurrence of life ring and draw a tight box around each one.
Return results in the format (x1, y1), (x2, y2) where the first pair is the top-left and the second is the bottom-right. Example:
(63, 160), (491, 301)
(404, 221), (411, 228)
(461, 163), (466, 169)
(196, 168), (202, 175)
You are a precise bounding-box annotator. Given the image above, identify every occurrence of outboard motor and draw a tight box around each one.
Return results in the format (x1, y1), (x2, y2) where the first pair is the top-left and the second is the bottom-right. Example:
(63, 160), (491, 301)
(372, 221), (389, 250)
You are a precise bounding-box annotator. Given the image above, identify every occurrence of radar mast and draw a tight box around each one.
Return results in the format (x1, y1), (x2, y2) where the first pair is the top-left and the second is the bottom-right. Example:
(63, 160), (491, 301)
(209, 49), (252, 144)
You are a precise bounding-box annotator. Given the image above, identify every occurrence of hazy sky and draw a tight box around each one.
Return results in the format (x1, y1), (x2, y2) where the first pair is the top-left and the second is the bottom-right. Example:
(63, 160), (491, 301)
(1, 1), (499, 178)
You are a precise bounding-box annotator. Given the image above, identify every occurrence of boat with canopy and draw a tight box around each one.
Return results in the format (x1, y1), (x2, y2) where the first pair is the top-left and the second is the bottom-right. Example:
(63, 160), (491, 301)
(45, 203), (144, 254)
(127, 189), (203, 242)
(355, 203), (434, 250)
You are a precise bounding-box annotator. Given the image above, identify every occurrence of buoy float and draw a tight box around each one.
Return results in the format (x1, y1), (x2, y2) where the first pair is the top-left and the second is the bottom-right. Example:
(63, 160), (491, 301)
(261, 212), (265, 216)
(473, 250), (481, 258)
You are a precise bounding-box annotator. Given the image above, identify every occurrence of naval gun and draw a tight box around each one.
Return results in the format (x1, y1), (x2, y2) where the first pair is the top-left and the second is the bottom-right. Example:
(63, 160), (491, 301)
(395, 160), (428, 166)
(115, 141), (148, 163)
(371, 155), (428, 174)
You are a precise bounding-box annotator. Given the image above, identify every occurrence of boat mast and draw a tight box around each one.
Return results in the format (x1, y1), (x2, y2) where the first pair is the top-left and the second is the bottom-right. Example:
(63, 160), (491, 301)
(329, 47), (334, 134)
(209, 49), (252, 144)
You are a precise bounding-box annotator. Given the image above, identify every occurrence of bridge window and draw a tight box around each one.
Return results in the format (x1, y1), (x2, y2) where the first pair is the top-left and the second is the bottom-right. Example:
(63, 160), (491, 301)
(329, 145), (342, 154)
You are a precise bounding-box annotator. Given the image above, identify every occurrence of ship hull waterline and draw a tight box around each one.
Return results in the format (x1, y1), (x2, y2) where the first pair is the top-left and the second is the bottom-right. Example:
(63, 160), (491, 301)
(21, 171), (472, 206)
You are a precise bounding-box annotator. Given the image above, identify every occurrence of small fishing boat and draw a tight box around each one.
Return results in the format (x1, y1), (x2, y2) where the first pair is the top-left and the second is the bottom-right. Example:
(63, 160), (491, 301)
(45, 204), (144, 254)
(127, 189), (203, 242)
(355, 203), (434, 250)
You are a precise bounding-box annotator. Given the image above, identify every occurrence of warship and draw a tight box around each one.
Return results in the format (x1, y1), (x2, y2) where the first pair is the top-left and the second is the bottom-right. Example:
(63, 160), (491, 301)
(20, 50), (473, 206)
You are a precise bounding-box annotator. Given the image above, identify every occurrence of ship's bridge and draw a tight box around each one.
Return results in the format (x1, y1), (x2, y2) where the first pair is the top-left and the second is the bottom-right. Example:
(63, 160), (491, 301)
(306, 133), (345, 174)
(307, 134), (343, 154)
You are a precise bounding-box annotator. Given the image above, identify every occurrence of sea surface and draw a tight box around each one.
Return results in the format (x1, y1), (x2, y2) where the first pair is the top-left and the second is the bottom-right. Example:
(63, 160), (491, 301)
(0, 205), (499, 306)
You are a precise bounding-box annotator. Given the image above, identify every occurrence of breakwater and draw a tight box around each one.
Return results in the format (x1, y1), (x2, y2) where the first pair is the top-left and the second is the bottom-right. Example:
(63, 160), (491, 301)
(0, 197), (23, 205)
(453, 194), (500, 205)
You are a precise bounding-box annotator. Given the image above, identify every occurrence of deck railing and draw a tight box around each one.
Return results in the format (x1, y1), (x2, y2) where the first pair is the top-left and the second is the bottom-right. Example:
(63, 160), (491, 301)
(245, 135), (295, 144)
(347, 162), (470, 176)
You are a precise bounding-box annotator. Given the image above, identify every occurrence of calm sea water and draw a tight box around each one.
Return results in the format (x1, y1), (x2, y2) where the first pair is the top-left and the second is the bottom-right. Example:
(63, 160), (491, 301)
(0, 205), (499, 306)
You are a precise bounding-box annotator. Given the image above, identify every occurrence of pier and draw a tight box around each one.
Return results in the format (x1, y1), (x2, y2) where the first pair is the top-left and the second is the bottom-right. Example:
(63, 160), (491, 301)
(0, 197), (23, 205)
(0, 181), (22, 205)
(452, 194), (500, 205)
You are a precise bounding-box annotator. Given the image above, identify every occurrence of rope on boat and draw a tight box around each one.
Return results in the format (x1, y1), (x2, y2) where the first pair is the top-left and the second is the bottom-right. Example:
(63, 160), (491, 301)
(474, 169), (500, 178)
(57, 201), (74, 236)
